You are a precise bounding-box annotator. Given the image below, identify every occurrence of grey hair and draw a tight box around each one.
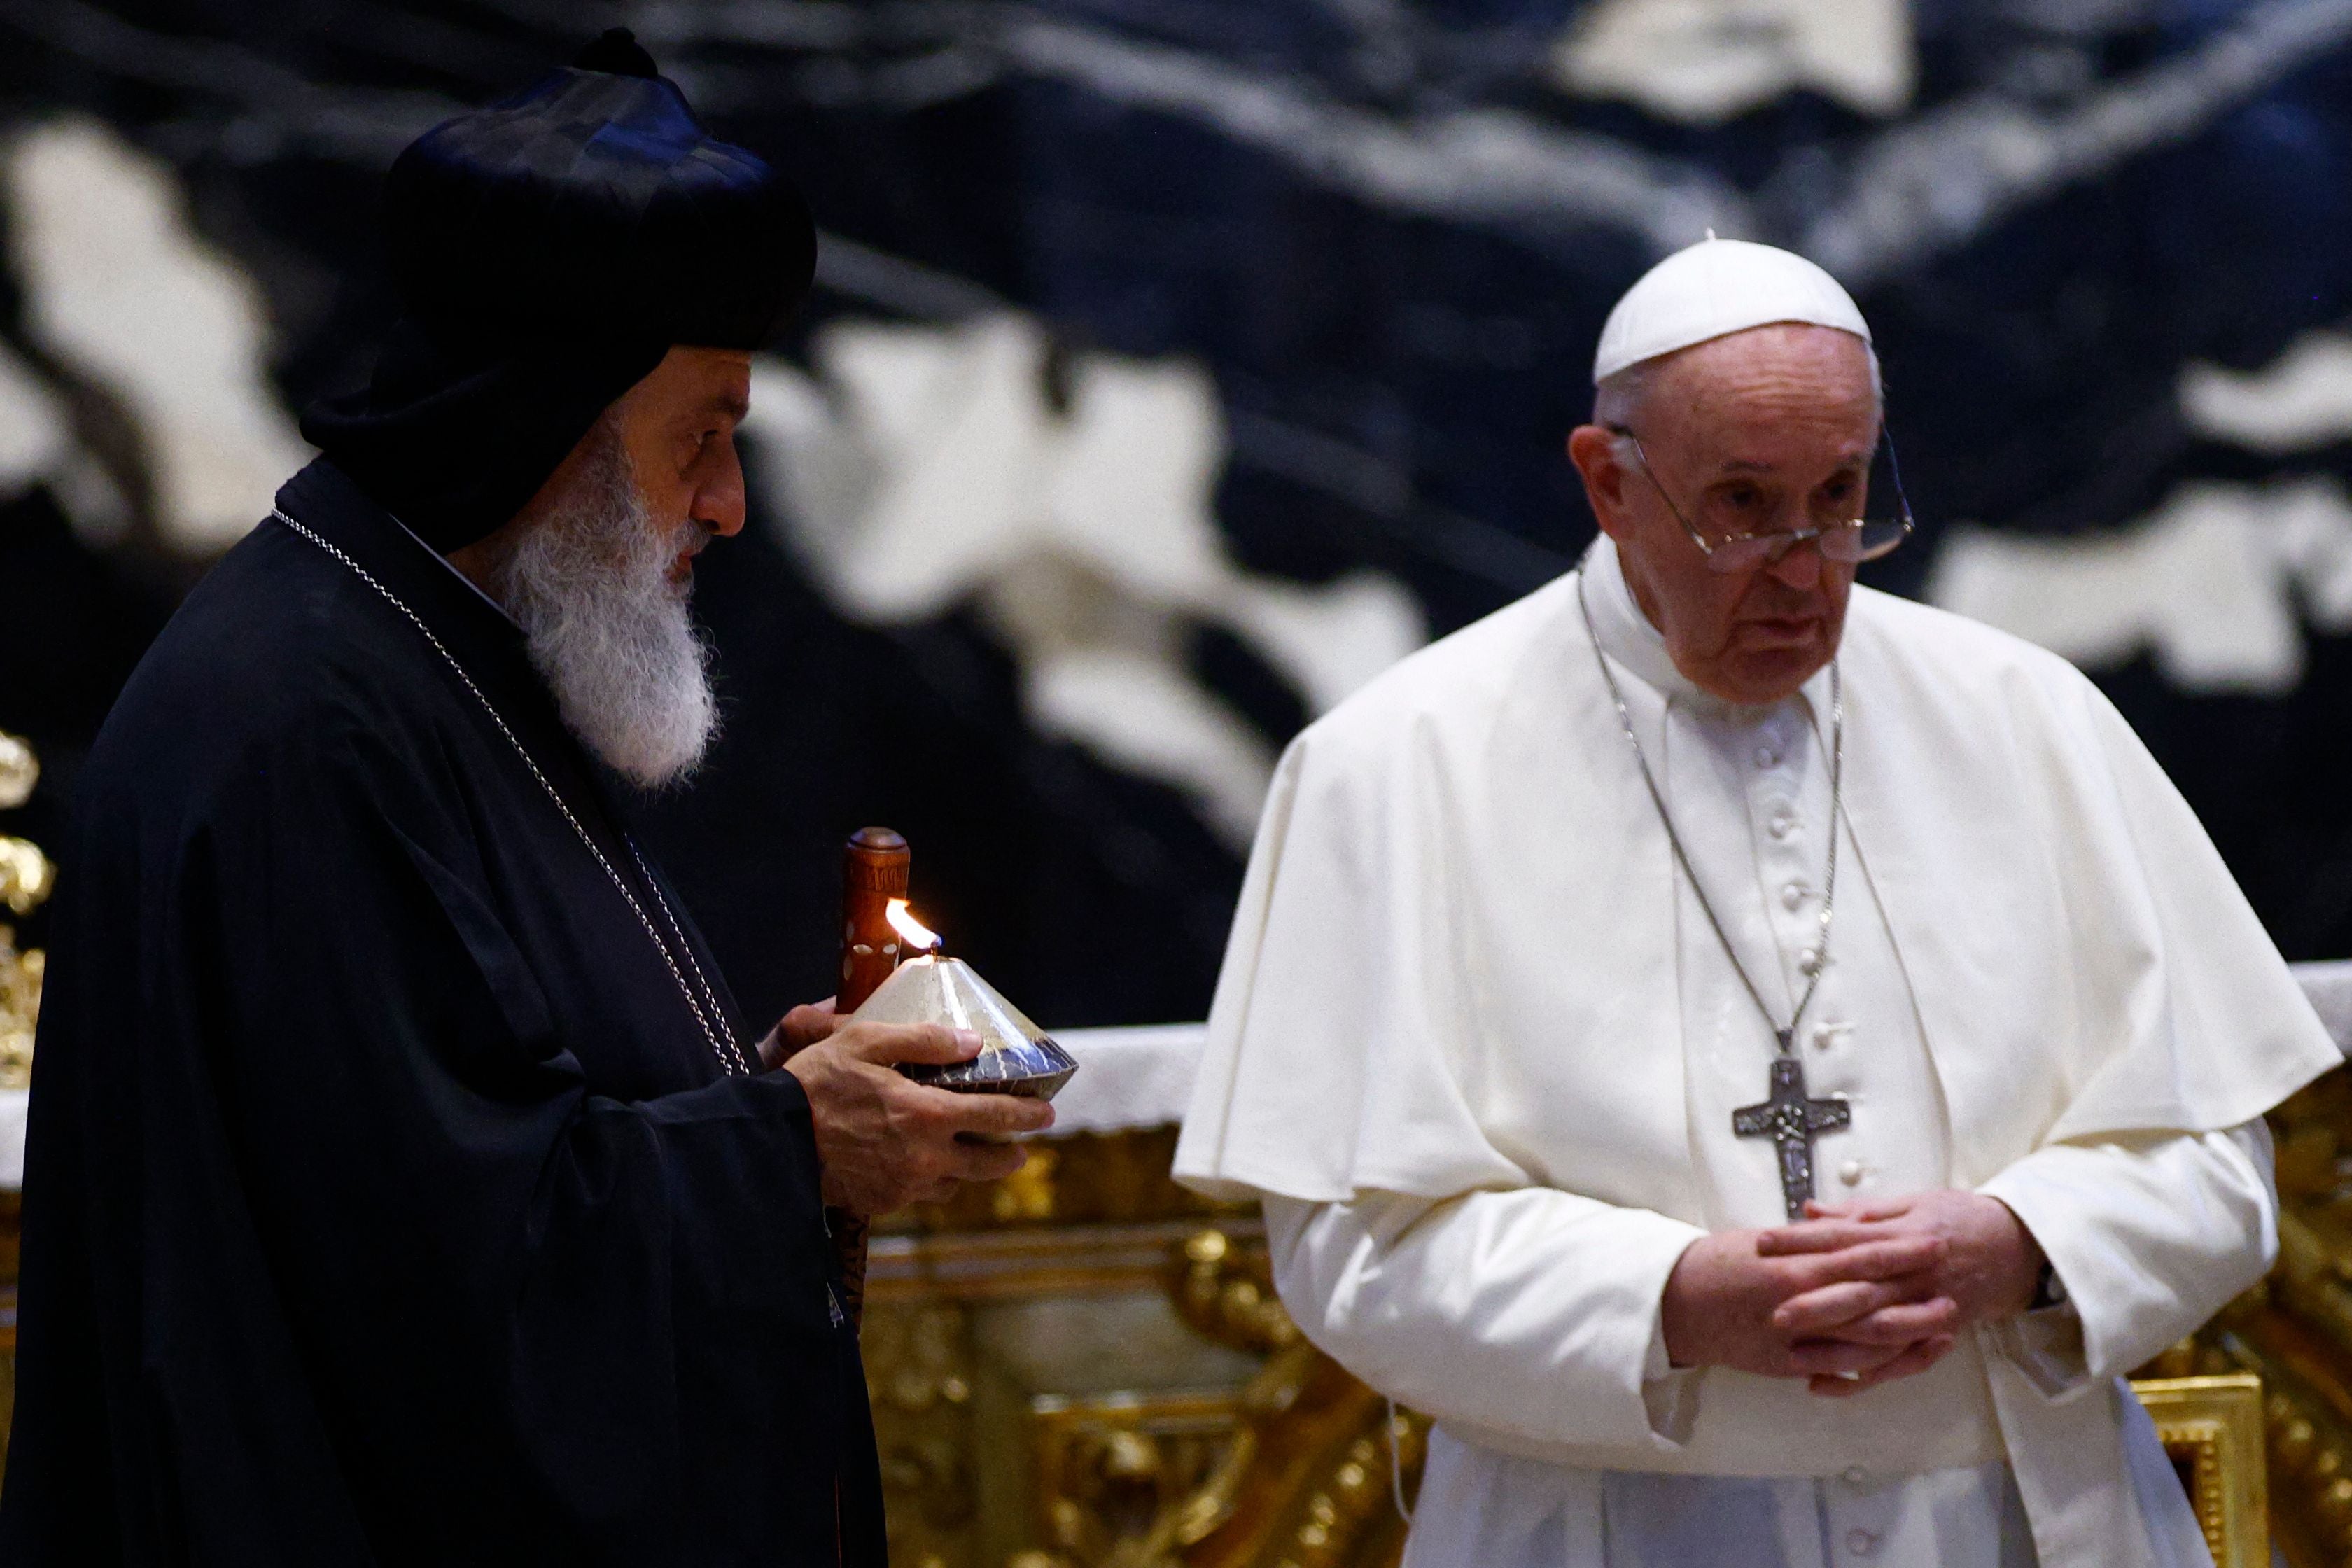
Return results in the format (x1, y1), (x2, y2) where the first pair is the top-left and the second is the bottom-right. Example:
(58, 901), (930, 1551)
(1594, 336), (1884, 461)
(1592, 358), (1662, 467)
(493, 417), (721, 788)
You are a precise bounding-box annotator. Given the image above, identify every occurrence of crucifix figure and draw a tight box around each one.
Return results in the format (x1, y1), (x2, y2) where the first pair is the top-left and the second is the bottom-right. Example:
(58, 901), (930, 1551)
(1732, 1045), (1852, 1222)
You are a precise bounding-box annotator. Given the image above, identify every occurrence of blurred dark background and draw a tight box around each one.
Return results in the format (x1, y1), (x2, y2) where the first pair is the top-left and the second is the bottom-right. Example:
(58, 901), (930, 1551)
(5, 0), (2352, 1032)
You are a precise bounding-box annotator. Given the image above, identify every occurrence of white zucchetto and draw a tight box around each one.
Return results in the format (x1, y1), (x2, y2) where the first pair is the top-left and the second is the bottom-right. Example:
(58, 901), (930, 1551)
(1592, 236), (1871, 384)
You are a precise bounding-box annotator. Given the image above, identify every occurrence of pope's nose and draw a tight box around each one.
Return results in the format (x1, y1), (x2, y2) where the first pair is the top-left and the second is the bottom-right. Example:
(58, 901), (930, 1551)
(1766, 540), (1826, 591)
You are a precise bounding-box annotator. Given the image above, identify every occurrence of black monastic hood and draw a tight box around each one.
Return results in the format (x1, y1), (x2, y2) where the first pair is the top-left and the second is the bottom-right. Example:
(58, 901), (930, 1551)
(301, 29), (816, 551)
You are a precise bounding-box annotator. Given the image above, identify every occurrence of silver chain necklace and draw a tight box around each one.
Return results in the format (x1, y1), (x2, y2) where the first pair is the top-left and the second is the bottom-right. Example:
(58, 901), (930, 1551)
(1576, 570), (1853, 1219)
(272, 508), (751, 1078)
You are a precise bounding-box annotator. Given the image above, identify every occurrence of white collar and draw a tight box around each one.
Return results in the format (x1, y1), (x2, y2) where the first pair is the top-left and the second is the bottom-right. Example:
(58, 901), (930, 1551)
(1578, 534), (1834, 726)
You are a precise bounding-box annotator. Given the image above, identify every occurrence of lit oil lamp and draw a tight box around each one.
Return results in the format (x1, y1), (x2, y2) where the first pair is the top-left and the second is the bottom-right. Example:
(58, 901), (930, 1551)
(851, 898), (1079, 1101)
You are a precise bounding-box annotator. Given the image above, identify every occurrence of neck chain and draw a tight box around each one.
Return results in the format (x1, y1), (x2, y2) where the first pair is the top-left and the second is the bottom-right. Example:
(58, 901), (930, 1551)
(1574, 572), (1843, 1060)
(272, 507), (751, 1077)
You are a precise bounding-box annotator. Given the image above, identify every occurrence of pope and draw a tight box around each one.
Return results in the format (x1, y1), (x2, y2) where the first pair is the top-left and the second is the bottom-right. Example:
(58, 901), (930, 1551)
(1175, 237), (2339, 1567)
(0, 33), (1050, 1567)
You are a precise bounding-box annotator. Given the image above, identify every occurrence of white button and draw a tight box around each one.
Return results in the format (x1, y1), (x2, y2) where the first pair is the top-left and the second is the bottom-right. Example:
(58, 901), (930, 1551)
(1754, 744), (1780, 769)
(1838, 1160), (1865, 1186)
(1813, 1023), (1845, 1050)
(1781, 882), (1807, 911)
(1846, 1528), (1878, 1556)
(1770, 812), (1799, 840)
(1842, 1465), (1868, 1486)
(1798, 947), (1822, 975)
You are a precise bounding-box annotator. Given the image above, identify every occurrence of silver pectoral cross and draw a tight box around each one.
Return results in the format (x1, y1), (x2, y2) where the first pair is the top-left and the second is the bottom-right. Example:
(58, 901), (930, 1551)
(1732, 1037), (1852, 1222)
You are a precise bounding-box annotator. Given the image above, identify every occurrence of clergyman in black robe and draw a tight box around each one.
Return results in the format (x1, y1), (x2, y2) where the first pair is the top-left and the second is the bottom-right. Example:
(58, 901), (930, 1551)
(0, 31), (1051, 1566)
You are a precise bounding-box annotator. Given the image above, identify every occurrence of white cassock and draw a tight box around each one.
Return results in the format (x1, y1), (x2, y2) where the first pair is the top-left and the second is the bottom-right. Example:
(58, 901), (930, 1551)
(1173, 536), (2340, 1568)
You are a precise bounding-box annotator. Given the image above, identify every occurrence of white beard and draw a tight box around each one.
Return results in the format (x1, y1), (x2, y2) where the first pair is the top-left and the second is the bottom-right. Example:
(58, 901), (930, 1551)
(495, 428), (719, 788)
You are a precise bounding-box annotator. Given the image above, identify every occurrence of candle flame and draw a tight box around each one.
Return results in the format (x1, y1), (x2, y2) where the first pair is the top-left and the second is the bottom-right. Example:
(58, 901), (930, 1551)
(886, 897), (942, 953)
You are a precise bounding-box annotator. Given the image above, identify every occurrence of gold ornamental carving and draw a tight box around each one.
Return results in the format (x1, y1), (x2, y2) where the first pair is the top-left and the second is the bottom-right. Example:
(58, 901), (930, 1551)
(0, 731), (48, 1091)
(2131, 1374), (2269, 1567)
(0, 733), (34, 812)
(1163, 1229), (1423, 1568)
(2166, 1068), (2352, 1567)
(864, 1296), (981, 1568)
(1030, 1389), (1248, 1568)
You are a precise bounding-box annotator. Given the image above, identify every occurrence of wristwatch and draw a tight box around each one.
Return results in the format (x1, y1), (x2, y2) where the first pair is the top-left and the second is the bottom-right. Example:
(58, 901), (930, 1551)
(2028, 1259), (2068, 1312)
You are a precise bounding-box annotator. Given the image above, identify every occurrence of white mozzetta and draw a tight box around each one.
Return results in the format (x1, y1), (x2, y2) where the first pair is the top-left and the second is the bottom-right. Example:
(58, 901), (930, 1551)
(2295, 958), (2352, 1057)
(978, 972), (2347, 1149)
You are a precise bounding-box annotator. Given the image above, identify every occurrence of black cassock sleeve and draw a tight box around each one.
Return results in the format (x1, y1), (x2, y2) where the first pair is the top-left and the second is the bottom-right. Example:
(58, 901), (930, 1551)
(107, 720), (870, 1564)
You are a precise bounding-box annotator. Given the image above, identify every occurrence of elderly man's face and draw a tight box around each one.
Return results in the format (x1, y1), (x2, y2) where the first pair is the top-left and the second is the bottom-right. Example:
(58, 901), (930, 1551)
(448, 345), (756, 788)
(610, 346), (754, 578)
(1568, 324), (1879, 706)
(458, 346), (753, 589)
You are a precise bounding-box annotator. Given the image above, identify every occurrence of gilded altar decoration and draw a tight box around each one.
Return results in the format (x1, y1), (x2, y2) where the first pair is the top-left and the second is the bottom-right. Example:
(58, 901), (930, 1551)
(1164, 1228), (1425, 1568)
(2130, 1376), (2267, 1568)
(858, 1130), (1265, 1568)
(0, 734), (34, 812)
(2156, 1068), (2352, 1568)
(1030, 1388), (1247, 1567)
(862, 1297), (982, 1567)
(0, 731), (48, 1090)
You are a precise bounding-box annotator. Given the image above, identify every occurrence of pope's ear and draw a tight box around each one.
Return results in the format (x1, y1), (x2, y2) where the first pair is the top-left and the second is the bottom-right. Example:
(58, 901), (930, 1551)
(1567, 424), (1634, 541)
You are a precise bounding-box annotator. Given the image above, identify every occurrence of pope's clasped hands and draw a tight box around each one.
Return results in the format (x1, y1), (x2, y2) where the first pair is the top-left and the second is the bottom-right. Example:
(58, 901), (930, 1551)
(1660, 1191), (2046, 1397)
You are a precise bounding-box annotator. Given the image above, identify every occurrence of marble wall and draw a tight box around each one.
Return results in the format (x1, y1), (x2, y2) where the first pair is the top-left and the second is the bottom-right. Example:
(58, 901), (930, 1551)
(4, 0), (2352, 1028)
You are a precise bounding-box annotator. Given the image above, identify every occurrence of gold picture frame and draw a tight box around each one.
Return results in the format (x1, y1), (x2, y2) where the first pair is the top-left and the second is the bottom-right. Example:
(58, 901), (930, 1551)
(2131, 1373), (2267, 1568)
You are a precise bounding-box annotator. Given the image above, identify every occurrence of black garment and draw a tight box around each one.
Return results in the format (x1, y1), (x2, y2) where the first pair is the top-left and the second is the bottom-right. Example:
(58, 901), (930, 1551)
(0, 460), (884, 1567)
(302, 29), (817, 551)
(384, 32), (812, 353)
(298, 318), (672, 555)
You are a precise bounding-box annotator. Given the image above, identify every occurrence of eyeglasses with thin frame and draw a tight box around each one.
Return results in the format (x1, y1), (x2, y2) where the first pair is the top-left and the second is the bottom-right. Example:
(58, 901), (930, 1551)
(1604, 422), (1915, 575)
